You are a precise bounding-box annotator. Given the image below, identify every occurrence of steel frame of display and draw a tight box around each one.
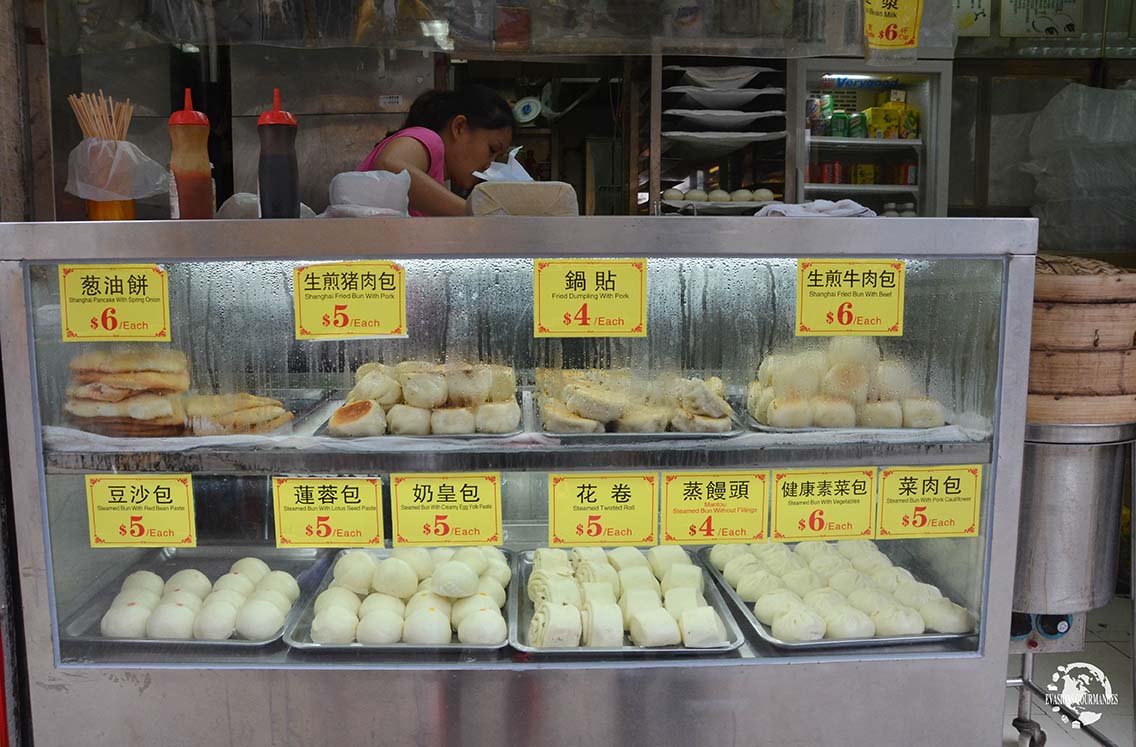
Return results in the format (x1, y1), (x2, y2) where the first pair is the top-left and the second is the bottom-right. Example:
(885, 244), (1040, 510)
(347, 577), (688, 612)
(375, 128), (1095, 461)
(0, 217), (1036, 745)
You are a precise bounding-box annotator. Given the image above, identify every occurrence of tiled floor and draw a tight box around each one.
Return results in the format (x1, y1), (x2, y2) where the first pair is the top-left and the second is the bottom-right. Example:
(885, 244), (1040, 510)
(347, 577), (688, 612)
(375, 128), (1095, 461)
(1003, 596), (1135, 746)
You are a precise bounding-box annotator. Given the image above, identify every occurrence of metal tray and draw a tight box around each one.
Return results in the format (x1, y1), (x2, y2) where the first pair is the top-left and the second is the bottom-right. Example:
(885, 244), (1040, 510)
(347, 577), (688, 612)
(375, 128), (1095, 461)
(537, 400), (744, 442)
(60, 546), (329, 647)
(745, 412), (950, 435)
(696, 547), (975, 650)
(510, 548), (744, 655)
(314, 392), (524, 440)
(284, 548), (514, 652)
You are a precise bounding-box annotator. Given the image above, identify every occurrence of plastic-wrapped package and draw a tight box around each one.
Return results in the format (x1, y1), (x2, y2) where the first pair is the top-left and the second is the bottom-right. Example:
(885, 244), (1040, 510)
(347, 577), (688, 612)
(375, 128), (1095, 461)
(1024, 83), (1136, 251)
(65, 138), (169, 202)
(1028, 147), (1136, 203)
(466, 182), (579, 216)
(1033, 198), (1136, 252)
(216, 192), (316, 219)
(320, 170), (411, 218)
(1029, 84), (1136, 155)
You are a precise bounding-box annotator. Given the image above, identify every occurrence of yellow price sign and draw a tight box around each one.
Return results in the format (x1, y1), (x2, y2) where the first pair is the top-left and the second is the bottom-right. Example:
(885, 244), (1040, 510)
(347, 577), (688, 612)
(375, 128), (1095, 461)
(770, 468), (876, 542)
(390, 473), (502, 546)
(86, 474), (195, 548)
(877, 465), (983, 539)
(293, 261), (407, 340)
(660, 471), (769, 545)
(272, 477), (384, 548)
(533, 258), (647, 337)
(863, 0), (923, 49)
(549, 472), (657, 547)
(60, 264), (171, 342)
(796, 259), (905, 337)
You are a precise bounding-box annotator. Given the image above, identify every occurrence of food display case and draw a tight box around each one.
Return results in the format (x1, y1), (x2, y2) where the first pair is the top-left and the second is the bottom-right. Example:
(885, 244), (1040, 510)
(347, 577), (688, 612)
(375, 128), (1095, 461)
(0, 217), (1036, 744)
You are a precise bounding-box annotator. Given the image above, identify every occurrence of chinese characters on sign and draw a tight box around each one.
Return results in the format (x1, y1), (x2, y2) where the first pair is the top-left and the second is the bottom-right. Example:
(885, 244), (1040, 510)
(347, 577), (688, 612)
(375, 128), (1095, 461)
(863, 0), (924, 49)
(661, 471), (769, 545)
(533, 258), (648, 338)
(955, 0), (992, 36)
(390, 473), (502, 546)
(86, 474), (195, 547)
(771, 468), (877, 542)
(877, 465), (983, 539)
(1000, 0), (1081, 37)
(293, 261), (407, 340)
(548, 472), (657, 547)
(273, 477), (384, 548)
(796, 259), (906, 336)
(59, 264), (171, 341)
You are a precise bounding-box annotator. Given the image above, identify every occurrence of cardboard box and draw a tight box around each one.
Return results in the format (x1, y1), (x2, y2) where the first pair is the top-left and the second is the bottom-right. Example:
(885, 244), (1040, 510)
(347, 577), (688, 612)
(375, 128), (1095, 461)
(863, 107), (900, 139)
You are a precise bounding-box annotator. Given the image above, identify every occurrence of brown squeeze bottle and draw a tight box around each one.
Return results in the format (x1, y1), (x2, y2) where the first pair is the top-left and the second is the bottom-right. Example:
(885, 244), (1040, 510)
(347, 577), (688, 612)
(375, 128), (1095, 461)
(168, 88), (214, 219)
(257, 88), (299, 218)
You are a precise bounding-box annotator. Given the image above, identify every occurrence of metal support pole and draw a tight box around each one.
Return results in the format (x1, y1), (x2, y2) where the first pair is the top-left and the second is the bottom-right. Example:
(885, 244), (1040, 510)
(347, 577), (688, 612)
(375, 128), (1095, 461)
(1018, 652), (1036, 747)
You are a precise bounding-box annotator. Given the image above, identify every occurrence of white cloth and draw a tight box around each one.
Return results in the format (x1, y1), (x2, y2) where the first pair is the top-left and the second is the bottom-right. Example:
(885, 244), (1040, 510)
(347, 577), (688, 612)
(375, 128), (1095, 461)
(755, 199), (876, 218)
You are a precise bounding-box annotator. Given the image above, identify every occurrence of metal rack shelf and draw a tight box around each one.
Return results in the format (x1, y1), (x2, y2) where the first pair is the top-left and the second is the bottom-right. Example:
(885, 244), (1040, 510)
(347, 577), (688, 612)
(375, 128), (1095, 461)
(803, 183), (919, 195)
(807, 135), (923, 150)
(41, 433), (992, 474)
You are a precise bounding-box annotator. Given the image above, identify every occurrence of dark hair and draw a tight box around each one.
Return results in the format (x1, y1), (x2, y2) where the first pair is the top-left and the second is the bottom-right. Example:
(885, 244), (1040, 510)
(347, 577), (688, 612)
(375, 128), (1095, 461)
(403, 85), (515, 134)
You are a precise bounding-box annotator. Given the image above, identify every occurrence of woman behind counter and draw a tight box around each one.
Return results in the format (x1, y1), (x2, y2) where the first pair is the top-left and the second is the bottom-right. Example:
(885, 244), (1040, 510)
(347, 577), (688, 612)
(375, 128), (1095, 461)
(358, 85), (515, 216)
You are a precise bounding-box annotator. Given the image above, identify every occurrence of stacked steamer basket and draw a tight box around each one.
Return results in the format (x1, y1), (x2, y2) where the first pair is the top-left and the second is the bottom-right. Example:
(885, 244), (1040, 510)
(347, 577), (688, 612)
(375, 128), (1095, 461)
(1027, 254), (1136, 423)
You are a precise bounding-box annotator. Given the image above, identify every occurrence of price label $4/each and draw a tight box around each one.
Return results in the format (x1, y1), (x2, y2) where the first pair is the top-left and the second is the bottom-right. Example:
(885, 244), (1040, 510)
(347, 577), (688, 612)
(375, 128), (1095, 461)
(660, 471), (769, 545)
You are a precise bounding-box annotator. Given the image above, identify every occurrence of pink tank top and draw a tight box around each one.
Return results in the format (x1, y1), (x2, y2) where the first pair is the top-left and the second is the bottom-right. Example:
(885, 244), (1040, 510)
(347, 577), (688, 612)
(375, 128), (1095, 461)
(356, 126), (446, 217)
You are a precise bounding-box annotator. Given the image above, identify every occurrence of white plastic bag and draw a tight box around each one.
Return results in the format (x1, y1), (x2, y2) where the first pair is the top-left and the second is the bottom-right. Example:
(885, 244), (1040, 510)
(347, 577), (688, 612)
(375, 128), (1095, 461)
(217, 192), (316, 219)
(322, 169), (410, 217)
(473, 147), (533, 182)
(65, 137), (169, 201)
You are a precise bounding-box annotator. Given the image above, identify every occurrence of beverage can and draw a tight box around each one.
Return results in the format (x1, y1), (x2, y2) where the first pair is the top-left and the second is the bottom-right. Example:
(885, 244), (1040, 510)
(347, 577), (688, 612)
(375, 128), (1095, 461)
(848, 112), (867, 138)
(809, 116), (829, 136)
(819, 94), (834, 118)
(820, 162), (835, 184)
(830, 111), (849, 137)
(805, 97), (821, 120)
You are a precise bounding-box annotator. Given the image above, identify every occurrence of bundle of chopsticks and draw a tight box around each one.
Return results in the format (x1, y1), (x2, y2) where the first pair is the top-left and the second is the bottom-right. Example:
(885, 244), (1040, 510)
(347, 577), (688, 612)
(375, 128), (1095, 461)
(67, 90), (134, 141)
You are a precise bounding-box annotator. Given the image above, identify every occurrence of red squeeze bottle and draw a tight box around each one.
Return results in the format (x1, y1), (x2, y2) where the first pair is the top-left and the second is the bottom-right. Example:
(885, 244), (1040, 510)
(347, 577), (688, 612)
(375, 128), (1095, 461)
(168, 88), (214, 219)
(257, 88), (299, 219)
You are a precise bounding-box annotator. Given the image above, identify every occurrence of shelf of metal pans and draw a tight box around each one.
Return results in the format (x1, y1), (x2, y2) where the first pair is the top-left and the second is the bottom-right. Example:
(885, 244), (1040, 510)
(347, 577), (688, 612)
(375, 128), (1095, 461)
(802, 183), (919, 195)
(806, 136), (923, 150)
(41, 429), (992, 475)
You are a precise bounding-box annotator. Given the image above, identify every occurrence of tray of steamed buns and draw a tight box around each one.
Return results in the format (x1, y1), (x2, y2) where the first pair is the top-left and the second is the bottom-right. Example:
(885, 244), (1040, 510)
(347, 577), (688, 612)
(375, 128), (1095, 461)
(536, 369), (743, 439)
(64, 548), (327, 645)
(746, 337), (948, 432)
(510, 546), (744, 654)
(701, 540), (976, 650)
(284, 547), (513, 650)
(321, 361), (523, 438)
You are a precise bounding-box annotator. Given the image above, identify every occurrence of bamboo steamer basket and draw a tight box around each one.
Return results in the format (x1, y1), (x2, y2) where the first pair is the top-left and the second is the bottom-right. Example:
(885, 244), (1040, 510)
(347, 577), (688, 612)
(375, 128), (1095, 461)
(1031, 302), (1136, 351)
(1034, 254), (1136, 303)
(1027, 393), (1136, 424)
(1029, 350), (1136, 395)
(1028, 255), (1136, 424)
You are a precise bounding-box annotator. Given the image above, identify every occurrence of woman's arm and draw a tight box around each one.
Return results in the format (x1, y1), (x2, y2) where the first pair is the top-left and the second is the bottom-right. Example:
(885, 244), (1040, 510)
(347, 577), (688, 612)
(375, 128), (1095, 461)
(372, 136), (467, 217)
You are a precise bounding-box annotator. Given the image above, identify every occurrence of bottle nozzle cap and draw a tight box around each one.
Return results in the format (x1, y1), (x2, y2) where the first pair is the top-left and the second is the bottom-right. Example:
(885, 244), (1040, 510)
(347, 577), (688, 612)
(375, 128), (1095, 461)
(258, 87), (298, 127)
(168, 87), (209, 126)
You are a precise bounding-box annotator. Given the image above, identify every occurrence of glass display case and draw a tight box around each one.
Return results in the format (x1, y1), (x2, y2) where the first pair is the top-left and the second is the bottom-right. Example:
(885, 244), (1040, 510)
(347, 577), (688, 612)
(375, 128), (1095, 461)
(0, 216), (1036, 744)
(787, 59), (953, 216)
